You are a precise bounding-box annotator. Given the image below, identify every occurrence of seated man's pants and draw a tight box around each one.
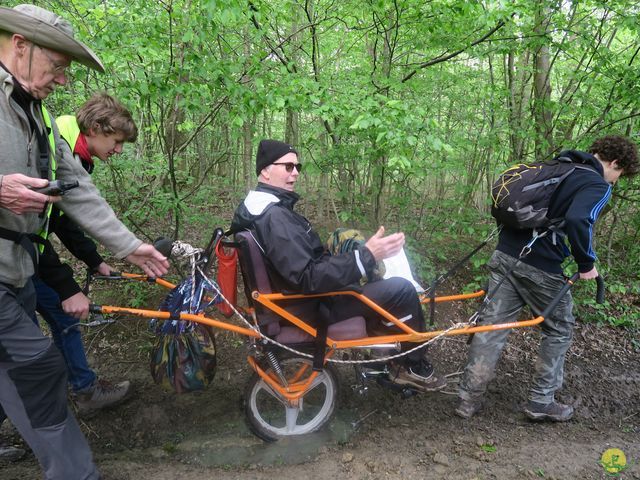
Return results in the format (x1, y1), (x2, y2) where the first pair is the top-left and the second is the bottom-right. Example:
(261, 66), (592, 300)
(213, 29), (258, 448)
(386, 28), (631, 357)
(330, 276), (427, 365)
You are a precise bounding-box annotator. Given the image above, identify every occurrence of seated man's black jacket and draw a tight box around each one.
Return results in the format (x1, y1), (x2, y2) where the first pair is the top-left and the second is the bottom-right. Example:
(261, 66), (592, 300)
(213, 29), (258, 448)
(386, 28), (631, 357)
(231, 183), (377, 294)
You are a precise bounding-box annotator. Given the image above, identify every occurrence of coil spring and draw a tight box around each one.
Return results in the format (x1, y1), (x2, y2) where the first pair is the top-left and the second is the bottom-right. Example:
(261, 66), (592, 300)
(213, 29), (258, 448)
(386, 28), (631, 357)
(266, 351), (288, 386)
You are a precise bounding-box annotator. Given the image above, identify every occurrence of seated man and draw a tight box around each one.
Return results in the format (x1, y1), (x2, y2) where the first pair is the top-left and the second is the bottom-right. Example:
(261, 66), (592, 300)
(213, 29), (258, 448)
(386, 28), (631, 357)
(231, 139), (445, 392)
(34, 93), (138, 415)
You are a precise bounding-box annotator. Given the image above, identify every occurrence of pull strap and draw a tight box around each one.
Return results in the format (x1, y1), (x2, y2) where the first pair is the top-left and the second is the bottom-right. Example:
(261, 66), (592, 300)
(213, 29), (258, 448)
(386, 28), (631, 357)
(0, 227), (45, 273)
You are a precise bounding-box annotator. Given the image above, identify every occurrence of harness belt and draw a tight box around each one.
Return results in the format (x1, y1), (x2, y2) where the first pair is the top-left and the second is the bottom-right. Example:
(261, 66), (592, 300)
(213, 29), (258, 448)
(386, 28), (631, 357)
(0, 226), (45, 273)
(313, 302), (331, 372)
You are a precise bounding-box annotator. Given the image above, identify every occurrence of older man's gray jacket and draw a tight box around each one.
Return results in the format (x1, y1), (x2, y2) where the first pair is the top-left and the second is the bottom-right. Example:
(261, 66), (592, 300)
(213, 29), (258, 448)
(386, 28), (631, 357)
(0, 66), (140, 287)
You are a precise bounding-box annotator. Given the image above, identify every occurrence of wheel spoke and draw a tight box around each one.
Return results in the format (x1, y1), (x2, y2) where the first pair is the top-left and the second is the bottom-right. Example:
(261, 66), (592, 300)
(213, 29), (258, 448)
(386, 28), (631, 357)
(285, 406), (300, 432)
(257, 381), (288, 406)
(307, 372), (327, 393)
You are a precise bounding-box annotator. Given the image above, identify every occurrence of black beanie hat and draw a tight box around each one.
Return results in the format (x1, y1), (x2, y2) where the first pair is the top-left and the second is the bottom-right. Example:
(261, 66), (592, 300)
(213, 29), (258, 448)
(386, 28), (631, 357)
(255, 139), (298, 176)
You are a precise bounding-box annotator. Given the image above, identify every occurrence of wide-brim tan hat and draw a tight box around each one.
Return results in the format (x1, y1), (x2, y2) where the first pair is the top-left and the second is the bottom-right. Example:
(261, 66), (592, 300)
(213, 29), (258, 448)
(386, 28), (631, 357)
(0, 4), (104, 72)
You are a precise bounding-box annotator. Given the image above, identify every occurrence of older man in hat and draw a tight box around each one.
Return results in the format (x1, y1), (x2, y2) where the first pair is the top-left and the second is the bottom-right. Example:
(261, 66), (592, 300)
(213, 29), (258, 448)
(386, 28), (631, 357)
(0, 4), (168, 479)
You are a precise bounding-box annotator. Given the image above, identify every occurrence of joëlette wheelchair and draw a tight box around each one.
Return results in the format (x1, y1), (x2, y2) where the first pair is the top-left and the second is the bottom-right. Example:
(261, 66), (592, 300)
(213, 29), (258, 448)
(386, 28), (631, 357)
(90, 227), (588, 442)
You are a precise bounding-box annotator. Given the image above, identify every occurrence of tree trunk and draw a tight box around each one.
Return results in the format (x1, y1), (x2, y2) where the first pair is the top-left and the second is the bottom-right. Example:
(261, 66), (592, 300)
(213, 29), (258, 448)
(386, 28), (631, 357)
(532, 2), (554, 160)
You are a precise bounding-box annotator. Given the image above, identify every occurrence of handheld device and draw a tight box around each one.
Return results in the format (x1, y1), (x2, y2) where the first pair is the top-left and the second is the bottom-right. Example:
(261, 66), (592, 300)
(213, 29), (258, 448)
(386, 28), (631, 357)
(33, 180), (80, 196)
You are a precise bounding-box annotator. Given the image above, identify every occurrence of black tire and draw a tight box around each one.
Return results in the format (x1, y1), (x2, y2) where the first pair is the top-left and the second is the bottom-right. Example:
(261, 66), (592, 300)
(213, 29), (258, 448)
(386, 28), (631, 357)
(244, 357), (338, 442)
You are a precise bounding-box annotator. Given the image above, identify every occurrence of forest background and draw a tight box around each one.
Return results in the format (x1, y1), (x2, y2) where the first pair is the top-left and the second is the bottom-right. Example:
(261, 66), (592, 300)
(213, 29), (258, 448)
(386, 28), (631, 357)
(27, 0), (640, 330)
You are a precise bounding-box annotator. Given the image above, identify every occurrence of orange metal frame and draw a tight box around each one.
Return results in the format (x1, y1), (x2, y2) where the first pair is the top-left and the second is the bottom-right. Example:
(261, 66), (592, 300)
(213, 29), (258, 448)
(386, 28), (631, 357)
(94, 273), (552, 404)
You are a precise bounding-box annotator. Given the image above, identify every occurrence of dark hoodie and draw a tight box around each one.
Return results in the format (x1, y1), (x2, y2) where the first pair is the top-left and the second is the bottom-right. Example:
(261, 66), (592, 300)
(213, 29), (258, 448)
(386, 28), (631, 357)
(37, 132), (104, 300)
(230, 183), (377, 295)
(497, 150), (611, 274)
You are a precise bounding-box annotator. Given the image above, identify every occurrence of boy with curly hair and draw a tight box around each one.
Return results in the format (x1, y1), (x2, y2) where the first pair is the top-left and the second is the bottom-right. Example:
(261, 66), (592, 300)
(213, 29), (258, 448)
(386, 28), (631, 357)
(457, 135), (639, 422)
(34, 93), (138, 416)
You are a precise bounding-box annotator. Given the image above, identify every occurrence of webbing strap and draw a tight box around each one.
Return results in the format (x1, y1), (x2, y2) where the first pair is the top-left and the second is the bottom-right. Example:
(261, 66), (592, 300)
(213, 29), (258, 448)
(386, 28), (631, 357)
(36, 106), (56, 250)
(0, 226), (45, 273)
(34, 106), (54, 180)
(313, 302), (331, 372)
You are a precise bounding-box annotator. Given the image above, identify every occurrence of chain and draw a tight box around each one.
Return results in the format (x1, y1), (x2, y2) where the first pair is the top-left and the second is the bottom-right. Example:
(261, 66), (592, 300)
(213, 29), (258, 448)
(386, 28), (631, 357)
(170, 241), (475, 365)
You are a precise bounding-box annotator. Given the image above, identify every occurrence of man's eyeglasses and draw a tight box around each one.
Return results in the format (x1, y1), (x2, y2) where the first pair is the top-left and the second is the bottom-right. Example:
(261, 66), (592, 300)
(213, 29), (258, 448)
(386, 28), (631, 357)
(272, 162), (303, 173)
(37, 46), (70, 76)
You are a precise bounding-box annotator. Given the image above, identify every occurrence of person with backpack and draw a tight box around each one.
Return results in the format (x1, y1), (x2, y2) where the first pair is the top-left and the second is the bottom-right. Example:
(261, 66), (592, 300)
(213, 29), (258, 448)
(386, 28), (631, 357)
(456, 135), (638, 422)
(33, 93), (138, 416)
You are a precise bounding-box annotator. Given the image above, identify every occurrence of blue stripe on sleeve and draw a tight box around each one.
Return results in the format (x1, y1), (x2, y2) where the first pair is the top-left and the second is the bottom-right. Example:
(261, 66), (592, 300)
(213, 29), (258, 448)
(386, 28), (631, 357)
(586, 186), (612, 259)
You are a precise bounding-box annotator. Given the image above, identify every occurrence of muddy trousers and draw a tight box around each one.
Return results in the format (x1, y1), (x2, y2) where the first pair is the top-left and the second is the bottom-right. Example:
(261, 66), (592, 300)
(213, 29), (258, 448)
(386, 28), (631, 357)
(458, 250), (575, 405)
(0, 281), (99, 480)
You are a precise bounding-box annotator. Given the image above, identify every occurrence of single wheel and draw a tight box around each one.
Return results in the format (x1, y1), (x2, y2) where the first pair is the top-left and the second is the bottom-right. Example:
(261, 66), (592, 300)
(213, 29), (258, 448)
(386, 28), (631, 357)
(244, 356), (338, 442)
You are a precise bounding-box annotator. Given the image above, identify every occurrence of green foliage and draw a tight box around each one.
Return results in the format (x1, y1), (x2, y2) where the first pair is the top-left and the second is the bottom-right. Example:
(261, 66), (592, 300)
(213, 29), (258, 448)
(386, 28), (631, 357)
(480, 444), (497, 453)
(27, 0), (640, 321)
(570, 263), (639, 329)
(162, 442), (178, 455)
(121, 282), (152, 309)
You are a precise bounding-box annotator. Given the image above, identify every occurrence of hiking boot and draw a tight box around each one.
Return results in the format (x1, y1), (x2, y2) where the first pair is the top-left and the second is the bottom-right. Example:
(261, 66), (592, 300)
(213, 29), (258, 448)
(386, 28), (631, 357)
(74, 379), (132, 416)
(390, 363), (447, 392)
(455, 398), (483, 419)
(455, 399), (484, 420)
(524, 400), (574, 422)
(0, 445), (25, 462)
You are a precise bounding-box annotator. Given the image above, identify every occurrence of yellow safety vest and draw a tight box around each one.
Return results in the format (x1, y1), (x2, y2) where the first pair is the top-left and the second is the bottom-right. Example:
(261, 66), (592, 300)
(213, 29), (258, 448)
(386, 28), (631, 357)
(55, 115), (81, 151)
(37, 105), (57, 251)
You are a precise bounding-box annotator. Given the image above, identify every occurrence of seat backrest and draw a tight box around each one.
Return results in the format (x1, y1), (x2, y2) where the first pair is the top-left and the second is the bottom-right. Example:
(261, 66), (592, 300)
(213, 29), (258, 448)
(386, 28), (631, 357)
(235, 230), (271, 296)
(235, 230), (368, 343)
(235, 230), (281, 335)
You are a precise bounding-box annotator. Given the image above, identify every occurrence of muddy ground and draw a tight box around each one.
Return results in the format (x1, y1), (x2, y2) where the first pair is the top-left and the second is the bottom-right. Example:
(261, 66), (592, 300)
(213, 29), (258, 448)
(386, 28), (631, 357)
(1, 284), (638, 480)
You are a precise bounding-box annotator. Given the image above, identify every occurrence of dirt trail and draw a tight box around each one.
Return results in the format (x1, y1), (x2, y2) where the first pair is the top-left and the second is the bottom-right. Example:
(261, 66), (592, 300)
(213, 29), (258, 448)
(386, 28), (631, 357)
(1, 319), (638, 480)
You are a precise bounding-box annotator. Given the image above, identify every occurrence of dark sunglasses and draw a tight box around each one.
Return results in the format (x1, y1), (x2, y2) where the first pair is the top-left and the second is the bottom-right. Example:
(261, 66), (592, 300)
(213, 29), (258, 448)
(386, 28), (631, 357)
(272, 162), (303, 173)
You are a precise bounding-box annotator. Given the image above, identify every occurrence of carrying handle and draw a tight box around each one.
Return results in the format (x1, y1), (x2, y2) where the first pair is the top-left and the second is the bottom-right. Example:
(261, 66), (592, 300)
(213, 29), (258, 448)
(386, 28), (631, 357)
(203, 227), (225, 267)
(540, 273), (579, 320)
(540, 273), (605, 319)
(595, 275), (605, 304)
(153, 237), (174, 259)
(89, 304), (103, 314)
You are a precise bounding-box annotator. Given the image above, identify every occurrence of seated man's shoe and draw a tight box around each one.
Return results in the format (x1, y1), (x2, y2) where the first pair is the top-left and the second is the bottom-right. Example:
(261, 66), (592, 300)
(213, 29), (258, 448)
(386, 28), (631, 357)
(455, 398), (483, 419)
(74, 379), (132, 416)
(390, 362), (447, 392)
(524, 400), (574, 422)
(0, 445), (25, 462)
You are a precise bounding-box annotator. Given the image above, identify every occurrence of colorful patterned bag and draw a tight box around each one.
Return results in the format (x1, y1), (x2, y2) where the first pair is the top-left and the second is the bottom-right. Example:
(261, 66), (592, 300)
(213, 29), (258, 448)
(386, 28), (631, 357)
(149, 275), (219, 393)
